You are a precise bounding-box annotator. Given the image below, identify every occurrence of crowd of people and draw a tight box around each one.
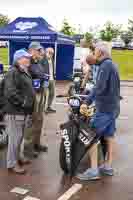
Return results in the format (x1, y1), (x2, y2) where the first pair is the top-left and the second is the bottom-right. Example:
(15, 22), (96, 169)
(3, 42), (56, 174)
(1, 41), (120, 182)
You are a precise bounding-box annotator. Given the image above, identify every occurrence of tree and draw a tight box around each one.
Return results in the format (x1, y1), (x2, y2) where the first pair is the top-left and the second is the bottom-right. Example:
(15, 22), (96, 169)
(80, 32), (94, 48)
(120, 18), (133, 47)
(100, 21), (122, 41)
(84, 32), (93, 43)
(128, 18), (133, 33)
(0, 14), (10, 27)
(121, 31), (133, 47)
(60, 19), (75, 36)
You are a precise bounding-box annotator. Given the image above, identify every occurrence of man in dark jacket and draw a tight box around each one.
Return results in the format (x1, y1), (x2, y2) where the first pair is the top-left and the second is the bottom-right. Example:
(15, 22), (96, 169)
(4, 49), (35, 174)
(77, 43), (120, 181)
(24, 42), (48, 158)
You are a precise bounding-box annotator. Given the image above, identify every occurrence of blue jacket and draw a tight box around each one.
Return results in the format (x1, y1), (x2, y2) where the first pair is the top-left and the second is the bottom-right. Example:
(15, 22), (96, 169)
(87, 58), (120, 114)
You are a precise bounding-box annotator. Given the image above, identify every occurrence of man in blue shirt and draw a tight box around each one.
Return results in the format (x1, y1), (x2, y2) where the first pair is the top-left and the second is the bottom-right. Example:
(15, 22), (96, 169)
(77, 43), (120, 181)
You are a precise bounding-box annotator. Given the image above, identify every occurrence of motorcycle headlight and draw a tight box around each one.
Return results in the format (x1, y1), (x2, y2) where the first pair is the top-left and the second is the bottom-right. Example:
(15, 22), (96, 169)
(68, 97), (80, 108)
(74, 77), (80, 82)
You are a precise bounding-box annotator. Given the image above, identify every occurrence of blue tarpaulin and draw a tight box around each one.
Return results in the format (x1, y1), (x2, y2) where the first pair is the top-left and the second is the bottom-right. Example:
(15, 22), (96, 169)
(0, 17), (75, 80)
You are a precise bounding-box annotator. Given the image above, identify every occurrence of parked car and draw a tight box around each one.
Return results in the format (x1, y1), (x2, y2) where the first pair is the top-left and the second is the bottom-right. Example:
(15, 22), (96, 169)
(112, 40), (125, 49)
(0, 41), (8, 48)
(128, 41), (133, 50)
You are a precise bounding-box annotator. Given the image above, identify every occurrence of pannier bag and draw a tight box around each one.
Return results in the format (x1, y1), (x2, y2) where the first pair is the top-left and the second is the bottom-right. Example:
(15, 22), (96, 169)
(59, 119), (98, 175)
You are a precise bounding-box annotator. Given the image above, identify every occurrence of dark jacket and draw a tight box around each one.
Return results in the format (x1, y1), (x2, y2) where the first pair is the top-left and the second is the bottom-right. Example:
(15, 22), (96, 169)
(30, 57), (55, 83)
(29, 58), (46, 80)
(3, 66), (35, 115)
(87, 58), (120, 114)
(39, 57), (50, 75)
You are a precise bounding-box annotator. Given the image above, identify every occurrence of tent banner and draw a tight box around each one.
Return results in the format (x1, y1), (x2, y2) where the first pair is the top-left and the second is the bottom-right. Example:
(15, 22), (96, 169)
(0, 17), (75, 44)
(58, 36), (75, 44)
(0, 35), (29, 40)
(0, 34), (55, 41)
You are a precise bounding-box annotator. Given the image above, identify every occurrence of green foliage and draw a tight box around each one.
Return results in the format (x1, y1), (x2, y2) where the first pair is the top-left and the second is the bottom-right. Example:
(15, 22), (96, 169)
(100, 21), (121, 41)
(0, 14), (9, 27)
(128, 18), (133, 33)
(84, 32), (93, 43)
(60, 19), (76, 36)
(120, 18), (133, 47)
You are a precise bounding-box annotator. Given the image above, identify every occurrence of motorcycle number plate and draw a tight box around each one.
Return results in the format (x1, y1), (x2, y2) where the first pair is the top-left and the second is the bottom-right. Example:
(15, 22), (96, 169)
(69, 99), (80, 107)
(74, 77), (80, 82)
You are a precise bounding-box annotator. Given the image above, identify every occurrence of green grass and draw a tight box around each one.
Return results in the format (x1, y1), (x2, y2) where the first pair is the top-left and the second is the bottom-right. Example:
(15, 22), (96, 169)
(0, 48), (133, 80)
(0, 48), (9, 71)
(112, 50), (133, 80)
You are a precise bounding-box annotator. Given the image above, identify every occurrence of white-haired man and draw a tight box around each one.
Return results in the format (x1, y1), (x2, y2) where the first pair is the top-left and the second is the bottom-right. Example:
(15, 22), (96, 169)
(4, 49), (35, 174)
(77, 43), (120, 181)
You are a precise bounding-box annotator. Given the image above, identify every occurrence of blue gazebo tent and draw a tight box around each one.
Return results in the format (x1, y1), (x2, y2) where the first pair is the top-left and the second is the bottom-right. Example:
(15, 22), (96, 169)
(0, 17), (75, 80)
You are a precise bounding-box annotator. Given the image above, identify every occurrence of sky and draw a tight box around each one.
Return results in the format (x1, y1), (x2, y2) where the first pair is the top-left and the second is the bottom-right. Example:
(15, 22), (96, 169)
(0, 0), (133, 32)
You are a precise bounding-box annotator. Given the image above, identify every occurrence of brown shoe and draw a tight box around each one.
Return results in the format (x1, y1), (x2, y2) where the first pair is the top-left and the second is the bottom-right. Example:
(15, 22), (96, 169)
(8, 164), (26, 175)
(45, 107), (56, 114)
(18, 157), (32, 165)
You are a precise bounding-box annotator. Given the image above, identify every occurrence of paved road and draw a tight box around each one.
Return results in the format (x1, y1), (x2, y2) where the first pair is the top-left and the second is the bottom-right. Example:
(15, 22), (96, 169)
(0, 83), (133, 200)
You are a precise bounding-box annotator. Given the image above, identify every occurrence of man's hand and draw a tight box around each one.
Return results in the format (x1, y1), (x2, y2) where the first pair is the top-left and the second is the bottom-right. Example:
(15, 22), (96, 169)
(80, 104), (88, 115)
(80, 104), (94, 117)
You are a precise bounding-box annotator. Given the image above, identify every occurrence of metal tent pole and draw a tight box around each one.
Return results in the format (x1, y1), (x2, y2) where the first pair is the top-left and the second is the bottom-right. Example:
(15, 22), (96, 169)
(8, 41), (10, 65)
(54, 42), (57, 78)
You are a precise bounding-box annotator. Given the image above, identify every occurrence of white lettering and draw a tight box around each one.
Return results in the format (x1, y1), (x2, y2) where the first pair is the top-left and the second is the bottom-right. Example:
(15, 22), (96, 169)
(64, 141), (71, 147)
(79, 133), (90, 146)
(61, 129), (71, 165)
(31, 35), (51, 40)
